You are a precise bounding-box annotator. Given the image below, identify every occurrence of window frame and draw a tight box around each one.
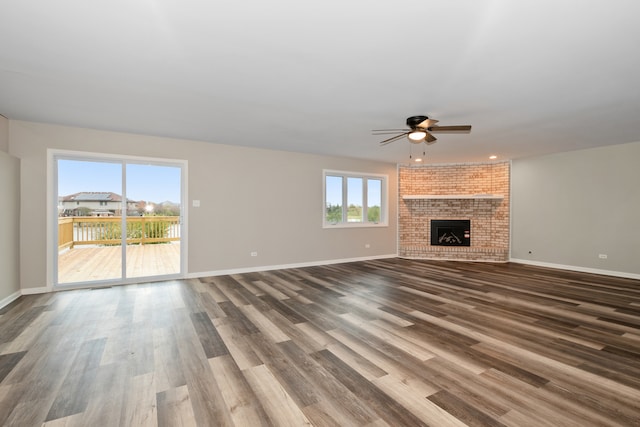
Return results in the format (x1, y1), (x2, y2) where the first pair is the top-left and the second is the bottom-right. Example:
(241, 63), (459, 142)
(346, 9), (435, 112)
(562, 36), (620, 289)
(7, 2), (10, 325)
(322, 169), (388, 228)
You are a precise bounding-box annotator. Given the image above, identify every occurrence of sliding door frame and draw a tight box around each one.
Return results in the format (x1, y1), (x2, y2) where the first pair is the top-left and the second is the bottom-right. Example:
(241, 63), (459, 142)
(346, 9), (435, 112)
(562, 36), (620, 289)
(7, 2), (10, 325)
(47, 149), (188, 289)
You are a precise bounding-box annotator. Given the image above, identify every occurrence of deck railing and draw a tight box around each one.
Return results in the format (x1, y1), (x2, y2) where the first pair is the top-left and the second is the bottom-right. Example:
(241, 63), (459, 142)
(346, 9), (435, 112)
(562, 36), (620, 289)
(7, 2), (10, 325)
(58, 216), (180, 250)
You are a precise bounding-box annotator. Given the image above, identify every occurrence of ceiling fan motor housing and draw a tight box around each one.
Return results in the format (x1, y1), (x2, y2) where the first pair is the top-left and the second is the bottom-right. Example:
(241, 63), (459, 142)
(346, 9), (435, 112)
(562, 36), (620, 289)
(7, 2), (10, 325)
(406, 115), (428, 129)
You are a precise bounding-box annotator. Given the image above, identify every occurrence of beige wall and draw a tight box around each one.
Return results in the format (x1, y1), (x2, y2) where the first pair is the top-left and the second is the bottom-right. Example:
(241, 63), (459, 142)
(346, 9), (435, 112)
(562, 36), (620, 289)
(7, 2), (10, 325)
(0, 115), (8, 152)
(0, 149), (21, 303)
(9, 120), (398, 290)
(511, 141), (640, 277)
(0, 115), (21, 303)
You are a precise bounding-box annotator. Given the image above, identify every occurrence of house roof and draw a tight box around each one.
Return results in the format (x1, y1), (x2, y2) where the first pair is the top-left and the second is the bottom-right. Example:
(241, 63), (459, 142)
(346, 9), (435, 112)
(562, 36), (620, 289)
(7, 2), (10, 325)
(2, 1), (640, 164)
(62, 192), (123, 202)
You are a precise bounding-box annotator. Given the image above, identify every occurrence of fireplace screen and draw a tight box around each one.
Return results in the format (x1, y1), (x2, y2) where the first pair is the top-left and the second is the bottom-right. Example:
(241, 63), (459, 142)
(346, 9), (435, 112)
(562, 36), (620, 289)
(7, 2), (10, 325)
(431, 220), (471, 246)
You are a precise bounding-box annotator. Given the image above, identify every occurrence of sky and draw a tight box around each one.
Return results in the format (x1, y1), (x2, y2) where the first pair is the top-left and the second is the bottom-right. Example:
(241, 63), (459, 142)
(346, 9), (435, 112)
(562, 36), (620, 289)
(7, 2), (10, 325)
(58, 159), (181, 204)
(325, 175), (381, 207)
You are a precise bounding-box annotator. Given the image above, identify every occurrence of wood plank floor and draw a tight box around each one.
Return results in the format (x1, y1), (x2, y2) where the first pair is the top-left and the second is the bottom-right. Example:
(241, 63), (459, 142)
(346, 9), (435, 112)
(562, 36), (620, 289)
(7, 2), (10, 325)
(1, 259), (639, 426)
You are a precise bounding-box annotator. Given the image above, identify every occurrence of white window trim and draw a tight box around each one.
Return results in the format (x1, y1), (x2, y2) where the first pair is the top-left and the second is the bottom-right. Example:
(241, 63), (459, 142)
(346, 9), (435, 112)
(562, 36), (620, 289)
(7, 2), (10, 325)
(322, 169), (388, 228)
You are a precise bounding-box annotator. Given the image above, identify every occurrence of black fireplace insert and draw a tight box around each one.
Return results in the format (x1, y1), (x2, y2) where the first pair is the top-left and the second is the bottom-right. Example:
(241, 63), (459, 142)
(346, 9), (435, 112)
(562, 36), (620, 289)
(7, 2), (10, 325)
(431, 220), (471, 246)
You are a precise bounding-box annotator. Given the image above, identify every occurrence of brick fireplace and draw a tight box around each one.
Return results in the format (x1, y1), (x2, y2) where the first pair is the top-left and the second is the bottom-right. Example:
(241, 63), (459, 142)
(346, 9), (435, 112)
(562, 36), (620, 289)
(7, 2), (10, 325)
(398, 162), (510, 262)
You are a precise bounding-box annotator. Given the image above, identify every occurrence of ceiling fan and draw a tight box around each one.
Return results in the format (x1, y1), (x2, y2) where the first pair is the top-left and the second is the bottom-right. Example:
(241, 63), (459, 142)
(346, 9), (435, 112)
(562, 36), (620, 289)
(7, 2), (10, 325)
(373, 115), (472, 146)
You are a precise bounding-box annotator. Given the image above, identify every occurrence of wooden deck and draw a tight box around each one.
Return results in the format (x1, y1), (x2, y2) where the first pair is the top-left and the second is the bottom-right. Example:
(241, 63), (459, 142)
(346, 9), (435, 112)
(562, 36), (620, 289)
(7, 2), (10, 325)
(58, 243), (180, 284)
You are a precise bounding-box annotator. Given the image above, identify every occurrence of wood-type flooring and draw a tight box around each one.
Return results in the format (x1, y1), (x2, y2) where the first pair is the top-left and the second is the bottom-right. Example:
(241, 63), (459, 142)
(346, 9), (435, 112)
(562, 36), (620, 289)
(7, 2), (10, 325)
(1, 259), (639, 426)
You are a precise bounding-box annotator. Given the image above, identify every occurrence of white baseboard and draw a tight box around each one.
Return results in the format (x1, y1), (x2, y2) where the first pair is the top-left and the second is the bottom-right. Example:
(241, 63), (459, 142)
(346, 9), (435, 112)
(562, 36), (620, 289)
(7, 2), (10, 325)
(510, 258), (640, 280)
(0, 291), (22, 309)
(20, 286), (52, 295)
(185, 254), (398, 279)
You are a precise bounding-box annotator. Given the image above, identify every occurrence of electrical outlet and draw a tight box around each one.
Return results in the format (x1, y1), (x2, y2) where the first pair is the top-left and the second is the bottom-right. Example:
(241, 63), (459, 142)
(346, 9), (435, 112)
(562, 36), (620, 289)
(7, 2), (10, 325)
(365, 244), (370, 248)
(250, 251), (258, 257)
(598, 254), (607, 259)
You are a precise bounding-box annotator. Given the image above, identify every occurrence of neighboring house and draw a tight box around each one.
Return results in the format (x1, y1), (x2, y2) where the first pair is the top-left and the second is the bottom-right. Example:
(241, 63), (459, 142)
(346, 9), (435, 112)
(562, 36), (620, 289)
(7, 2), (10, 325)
(59, 192), (139, 216)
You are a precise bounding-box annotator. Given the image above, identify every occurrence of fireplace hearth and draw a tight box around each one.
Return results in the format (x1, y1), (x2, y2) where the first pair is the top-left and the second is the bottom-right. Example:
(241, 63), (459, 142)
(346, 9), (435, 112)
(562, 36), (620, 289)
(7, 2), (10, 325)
(431, 220), (471, 246)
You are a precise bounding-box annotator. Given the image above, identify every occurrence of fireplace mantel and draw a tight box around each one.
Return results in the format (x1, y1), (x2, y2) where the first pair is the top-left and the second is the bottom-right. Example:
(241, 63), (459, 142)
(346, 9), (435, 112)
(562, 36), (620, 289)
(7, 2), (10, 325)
(402, 194), (504, 200)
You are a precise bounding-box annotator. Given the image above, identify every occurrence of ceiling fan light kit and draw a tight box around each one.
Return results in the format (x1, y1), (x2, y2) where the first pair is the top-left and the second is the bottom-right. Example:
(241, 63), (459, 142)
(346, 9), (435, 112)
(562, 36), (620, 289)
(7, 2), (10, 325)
(408, 130), (427, 142)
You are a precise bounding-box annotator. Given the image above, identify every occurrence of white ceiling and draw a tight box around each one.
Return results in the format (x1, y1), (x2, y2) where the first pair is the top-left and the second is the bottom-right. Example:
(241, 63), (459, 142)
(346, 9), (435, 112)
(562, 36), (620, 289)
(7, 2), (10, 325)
(2, 0), (640, 164)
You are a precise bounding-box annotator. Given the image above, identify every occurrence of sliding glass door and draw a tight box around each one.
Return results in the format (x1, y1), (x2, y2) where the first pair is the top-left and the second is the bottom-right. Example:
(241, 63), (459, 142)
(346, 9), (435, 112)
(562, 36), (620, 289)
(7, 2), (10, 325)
(55, 154), (184, 286)
(125, 163), (182, 279)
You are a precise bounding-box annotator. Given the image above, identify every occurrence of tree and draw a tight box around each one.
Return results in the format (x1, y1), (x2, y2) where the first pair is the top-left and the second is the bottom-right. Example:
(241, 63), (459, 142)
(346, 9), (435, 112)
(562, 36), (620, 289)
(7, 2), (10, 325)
(325, 204), (342, 223)
(75, 207), (91, 216)
(368, 205), (381, 222)
(347, 204), (362, 222)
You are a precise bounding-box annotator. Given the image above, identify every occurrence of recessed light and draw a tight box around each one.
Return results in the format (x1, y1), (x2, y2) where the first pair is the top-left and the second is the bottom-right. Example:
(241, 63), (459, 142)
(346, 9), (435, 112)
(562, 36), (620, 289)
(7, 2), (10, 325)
(489, 155), (497, 160)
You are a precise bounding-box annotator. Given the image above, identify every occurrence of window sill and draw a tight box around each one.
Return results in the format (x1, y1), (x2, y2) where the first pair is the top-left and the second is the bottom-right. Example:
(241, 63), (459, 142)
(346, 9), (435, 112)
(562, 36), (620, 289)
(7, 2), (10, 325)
(323, 222), (388, 229)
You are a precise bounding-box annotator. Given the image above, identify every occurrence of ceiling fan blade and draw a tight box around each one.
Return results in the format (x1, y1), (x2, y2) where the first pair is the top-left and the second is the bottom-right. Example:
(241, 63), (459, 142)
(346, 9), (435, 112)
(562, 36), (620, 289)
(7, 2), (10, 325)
(428, 125), (472, 132)
(379, 132), (409, 145)
(372, 128), (409, 132)
(425, 132), (437, 144)
(372, 130), (409, 135)
(417, 118), (438, 128)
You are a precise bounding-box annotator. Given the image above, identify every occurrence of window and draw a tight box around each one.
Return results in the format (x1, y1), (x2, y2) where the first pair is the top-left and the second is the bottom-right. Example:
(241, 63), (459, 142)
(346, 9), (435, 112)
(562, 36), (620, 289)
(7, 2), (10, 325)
(323, 170), (387, 227)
